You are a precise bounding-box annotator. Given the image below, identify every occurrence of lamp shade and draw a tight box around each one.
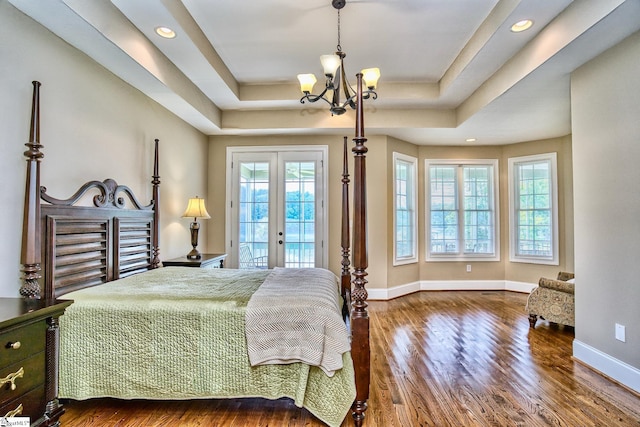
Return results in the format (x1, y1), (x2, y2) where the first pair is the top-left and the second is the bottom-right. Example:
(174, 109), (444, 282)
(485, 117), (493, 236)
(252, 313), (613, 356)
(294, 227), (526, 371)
(297, 74), (317, 94)
(320, 54), (341, 77)
(182, 197), (211, 219)
(361, 67), (380, 89)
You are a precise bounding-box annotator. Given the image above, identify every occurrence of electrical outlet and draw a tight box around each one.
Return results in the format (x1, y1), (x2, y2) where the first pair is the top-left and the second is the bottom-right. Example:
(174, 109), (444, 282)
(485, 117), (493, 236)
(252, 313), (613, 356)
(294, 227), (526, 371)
(466, 264), (471, 273)
(615, 323), (626, 342)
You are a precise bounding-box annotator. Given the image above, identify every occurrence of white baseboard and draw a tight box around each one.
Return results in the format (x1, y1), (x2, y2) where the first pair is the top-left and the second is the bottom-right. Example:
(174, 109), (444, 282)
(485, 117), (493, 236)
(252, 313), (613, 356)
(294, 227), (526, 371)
(368, 281), (420, 300)
(368, 279), (535, 300)
(573, 340), (640, 394)
(505, 280), (537, 293)
(420, 279), (505, 291)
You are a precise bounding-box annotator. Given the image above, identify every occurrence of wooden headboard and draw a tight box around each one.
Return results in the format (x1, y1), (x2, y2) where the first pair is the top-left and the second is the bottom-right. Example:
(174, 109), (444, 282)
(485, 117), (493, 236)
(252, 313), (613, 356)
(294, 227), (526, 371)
(20, 81), (161, 300)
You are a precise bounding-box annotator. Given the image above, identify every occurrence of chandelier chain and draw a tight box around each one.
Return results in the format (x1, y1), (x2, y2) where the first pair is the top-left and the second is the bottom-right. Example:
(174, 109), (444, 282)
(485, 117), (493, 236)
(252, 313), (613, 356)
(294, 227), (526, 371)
(337, 9), (342, 52)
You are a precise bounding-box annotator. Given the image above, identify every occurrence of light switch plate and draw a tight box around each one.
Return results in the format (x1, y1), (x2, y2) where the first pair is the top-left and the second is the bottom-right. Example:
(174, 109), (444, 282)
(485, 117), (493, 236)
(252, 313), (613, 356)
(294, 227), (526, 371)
(615, 323), (626, 342)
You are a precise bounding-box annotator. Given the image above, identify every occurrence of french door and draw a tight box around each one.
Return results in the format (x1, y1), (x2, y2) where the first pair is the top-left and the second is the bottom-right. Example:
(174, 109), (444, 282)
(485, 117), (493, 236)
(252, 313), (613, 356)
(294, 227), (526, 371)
(226, 146), (328, 269)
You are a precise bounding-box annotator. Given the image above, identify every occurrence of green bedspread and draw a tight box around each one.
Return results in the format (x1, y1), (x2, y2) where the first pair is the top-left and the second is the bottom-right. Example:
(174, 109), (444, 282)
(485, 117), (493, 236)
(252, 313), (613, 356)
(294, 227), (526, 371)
(59, 267), (356, 427)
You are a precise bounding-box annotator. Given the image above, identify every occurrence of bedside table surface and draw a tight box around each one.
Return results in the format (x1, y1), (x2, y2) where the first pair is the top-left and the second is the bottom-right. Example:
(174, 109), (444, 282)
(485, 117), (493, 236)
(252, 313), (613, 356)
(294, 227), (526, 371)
(0, 298), (73, 329)
(162, 253), (227, 267)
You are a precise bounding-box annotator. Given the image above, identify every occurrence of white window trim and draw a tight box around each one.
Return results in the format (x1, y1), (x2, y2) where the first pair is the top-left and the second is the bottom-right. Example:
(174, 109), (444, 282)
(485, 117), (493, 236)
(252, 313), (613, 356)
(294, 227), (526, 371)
(393, 152), (418, 266)
(425, 159), (500, 262)
(508, 152), (559, 265)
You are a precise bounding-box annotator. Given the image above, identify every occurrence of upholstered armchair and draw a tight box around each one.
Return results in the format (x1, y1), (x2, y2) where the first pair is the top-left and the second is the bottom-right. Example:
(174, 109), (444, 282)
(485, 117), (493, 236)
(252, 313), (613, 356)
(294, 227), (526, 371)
(526, 272), (575, 328)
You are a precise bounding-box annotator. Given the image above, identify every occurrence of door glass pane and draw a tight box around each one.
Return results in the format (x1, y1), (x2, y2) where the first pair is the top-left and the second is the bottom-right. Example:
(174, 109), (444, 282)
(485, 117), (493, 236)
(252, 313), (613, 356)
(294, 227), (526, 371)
(284, 161), (315, 268)
(239, 162), (269, 269)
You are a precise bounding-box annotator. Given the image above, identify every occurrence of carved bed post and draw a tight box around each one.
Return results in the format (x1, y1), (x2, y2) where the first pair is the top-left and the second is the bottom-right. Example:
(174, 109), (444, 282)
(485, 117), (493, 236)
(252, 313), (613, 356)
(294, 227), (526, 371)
(341, 136), (351, 318)
(20, 81), (43, 299)
(19, 81), (68, 425)
(151, 138), (161, 268)
(351, 73), (370, 426)
(44, 314), (65, 424)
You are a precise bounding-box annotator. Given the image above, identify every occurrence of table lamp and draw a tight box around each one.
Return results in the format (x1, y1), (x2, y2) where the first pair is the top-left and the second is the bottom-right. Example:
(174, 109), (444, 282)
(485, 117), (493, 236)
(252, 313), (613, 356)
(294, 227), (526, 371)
(182, 196), (210, 259)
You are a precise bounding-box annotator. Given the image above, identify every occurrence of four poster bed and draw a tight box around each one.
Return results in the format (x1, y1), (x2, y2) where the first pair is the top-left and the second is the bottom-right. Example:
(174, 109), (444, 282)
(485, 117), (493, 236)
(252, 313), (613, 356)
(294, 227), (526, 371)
(19, 79), (371, 426)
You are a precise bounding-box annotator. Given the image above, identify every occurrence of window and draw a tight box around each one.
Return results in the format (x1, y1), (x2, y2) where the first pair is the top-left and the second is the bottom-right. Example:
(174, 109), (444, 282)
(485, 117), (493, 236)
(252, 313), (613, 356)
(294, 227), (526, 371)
(508, 153), (558, 265)
(426, 159), (499, 261)
(393, 153), (418, 265)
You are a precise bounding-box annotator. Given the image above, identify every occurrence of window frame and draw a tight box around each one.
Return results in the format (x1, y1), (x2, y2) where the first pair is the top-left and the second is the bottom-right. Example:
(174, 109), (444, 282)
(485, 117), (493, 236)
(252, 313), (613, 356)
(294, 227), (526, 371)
(393, 152), (418, 266)
(508, 152), (559, 265)
(425, 158), (500, 262)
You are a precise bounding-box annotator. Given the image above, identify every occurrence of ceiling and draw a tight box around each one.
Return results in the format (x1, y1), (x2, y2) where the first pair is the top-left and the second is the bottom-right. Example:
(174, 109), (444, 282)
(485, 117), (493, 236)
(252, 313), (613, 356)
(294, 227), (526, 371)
(9, 0), (640, 145)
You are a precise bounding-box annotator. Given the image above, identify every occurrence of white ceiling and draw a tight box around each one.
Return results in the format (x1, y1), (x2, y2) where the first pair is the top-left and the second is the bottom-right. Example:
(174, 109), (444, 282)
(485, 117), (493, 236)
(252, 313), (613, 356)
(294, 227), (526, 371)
(9, 0), (640, 145)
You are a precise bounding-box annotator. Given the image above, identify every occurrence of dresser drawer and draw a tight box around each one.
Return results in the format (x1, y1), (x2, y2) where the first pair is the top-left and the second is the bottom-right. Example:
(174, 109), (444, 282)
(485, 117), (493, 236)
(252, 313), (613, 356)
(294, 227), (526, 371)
(0, 383), (45, 419)
(0, 321), (46, 367)
(0, 352), (45, 405)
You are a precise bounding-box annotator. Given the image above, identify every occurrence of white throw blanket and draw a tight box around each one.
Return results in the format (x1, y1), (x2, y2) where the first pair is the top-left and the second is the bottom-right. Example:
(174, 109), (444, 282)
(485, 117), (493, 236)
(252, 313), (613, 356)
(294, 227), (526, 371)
(245, 267), (350, 377)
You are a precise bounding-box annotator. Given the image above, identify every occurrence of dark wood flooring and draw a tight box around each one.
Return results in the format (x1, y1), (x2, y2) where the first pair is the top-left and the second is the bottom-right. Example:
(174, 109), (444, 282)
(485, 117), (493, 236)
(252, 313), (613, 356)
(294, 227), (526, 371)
(60, 291), (640, 426)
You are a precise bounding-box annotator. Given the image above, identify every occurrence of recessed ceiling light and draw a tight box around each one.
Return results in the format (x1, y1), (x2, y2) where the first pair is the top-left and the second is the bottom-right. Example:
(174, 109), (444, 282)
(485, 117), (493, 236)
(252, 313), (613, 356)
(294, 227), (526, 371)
(155, 26), (176, 39)
(511, 19), (533, 33)
(466, 138), (477, 143)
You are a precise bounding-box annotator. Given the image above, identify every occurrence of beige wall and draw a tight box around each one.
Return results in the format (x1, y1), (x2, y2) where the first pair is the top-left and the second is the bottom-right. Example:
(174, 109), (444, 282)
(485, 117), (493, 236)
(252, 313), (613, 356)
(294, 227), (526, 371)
(571, 30), (640, 372)
(0, 2), (208, 296)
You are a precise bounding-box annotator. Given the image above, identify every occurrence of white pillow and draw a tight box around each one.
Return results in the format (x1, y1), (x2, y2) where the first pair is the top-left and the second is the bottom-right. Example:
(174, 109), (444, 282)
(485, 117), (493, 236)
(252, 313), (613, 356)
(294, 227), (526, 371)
(566, 278), (575, 284)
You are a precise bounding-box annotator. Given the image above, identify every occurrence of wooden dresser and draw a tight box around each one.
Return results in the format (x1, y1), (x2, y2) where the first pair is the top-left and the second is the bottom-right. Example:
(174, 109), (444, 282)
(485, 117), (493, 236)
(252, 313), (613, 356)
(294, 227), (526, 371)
(0, 298), (72, 426)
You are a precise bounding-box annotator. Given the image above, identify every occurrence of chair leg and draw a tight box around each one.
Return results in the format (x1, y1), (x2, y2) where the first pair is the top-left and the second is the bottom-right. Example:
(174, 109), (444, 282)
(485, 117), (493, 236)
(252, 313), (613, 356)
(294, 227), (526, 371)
(528, 314), (538, 329)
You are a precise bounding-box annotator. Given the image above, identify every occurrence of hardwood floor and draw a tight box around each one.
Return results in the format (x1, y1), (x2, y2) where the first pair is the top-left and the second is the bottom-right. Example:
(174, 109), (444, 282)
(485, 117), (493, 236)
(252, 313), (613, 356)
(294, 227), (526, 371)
(60, 291), (640, 426)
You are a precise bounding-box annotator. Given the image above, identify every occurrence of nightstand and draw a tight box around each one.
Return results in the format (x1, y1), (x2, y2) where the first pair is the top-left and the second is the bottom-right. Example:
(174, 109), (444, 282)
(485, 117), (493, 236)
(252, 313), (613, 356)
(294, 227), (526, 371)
(0, 298), (72, 425)
(162, 253), (227, 269)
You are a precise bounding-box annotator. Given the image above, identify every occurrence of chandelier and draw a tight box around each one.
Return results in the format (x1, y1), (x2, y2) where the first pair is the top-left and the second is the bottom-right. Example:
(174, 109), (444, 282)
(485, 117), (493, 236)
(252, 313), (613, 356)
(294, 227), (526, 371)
(297, 0), (380, 116)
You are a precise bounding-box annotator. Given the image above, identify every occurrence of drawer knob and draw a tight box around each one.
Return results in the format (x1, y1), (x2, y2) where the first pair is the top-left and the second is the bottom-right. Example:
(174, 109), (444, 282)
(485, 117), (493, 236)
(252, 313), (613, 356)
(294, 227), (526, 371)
(4, 403), (23, 417)
(1, 366), (24, 391)
(8, 341), (21, 350)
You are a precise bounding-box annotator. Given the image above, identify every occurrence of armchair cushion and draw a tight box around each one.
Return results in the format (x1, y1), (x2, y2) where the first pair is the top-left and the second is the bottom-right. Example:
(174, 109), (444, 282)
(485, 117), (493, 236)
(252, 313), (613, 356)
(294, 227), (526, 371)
(538, 277), (575, 294)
